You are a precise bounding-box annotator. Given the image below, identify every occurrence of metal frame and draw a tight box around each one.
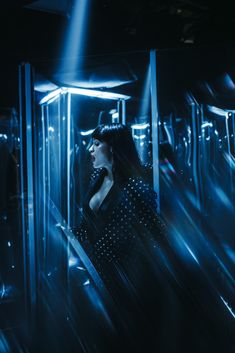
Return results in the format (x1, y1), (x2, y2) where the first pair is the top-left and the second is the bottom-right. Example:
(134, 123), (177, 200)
(19, 62), (37, 330)
(150, 50), (160, 212)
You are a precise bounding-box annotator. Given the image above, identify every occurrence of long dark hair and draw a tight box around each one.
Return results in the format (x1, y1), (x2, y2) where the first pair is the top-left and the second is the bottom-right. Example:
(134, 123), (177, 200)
(92, 123), (143, 182)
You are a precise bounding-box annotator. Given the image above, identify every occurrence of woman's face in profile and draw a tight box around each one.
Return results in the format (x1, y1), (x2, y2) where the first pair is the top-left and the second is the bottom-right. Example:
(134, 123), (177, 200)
(89, 138), (113, 169)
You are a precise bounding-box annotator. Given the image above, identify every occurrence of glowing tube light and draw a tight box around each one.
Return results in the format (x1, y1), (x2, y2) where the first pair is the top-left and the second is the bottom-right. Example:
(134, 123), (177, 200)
(68, 87), (131, 100)
(220, 296), (235, 319)
(131, 123), (149, 130)
(80, 129), (95, 136)
(207, 105), (233, 117)
(201, 122), (213, 128)
(39, 88), (62, 105)
(133, 134), (146, 140)
(39, 87), (131, 105)
(0, 134), (7, 140)
(112, 112), (119, 119)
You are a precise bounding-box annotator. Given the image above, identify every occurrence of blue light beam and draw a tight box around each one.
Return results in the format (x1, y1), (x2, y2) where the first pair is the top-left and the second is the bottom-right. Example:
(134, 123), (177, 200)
(59, 0), (90, 74)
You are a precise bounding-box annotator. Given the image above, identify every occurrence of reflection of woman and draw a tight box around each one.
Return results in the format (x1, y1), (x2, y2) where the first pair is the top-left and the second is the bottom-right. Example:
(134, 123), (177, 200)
(75, 123), (177, 353)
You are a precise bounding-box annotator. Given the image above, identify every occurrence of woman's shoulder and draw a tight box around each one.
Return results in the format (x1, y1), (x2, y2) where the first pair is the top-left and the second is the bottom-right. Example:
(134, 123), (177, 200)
(124, 175), (157, 204)
(125, 175), (155, 193)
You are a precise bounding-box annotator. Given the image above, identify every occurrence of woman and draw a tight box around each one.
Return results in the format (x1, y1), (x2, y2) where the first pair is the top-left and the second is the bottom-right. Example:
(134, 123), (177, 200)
(74, 123), (179, 353)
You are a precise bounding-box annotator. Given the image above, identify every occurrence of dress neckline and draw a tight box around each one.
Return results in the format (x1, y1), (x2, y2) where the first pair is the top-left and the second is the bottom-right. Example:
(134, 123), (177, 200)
(88, 182), (115, 214)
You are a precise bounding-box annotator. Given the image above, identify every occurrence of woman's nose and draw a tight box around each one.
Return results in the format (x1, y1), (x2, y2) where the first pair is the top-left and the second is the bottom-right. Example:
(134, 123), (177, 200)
(89, 144), (94, 153)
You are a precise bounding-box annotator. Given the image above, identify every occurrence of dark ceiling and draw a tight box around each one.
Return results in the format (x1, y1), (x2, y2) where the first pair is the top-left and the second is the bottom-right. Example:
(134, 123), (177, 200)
(1, 0), (235, 60)
(0, 0), (235, 107)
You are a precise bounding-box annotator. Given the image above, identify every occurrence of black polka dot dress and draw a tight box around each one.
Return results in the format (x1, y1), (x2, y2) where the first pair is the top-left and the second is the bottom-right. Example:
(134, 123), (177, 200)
(73, 169), (171, 353)
(75, 169), (166, 280)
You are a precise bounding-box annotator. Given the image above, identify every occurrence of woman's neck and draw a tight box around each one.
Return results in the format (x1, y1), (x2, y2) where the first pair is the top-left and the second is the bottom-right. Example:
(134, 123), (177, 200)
(104, 166), (114, 182)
